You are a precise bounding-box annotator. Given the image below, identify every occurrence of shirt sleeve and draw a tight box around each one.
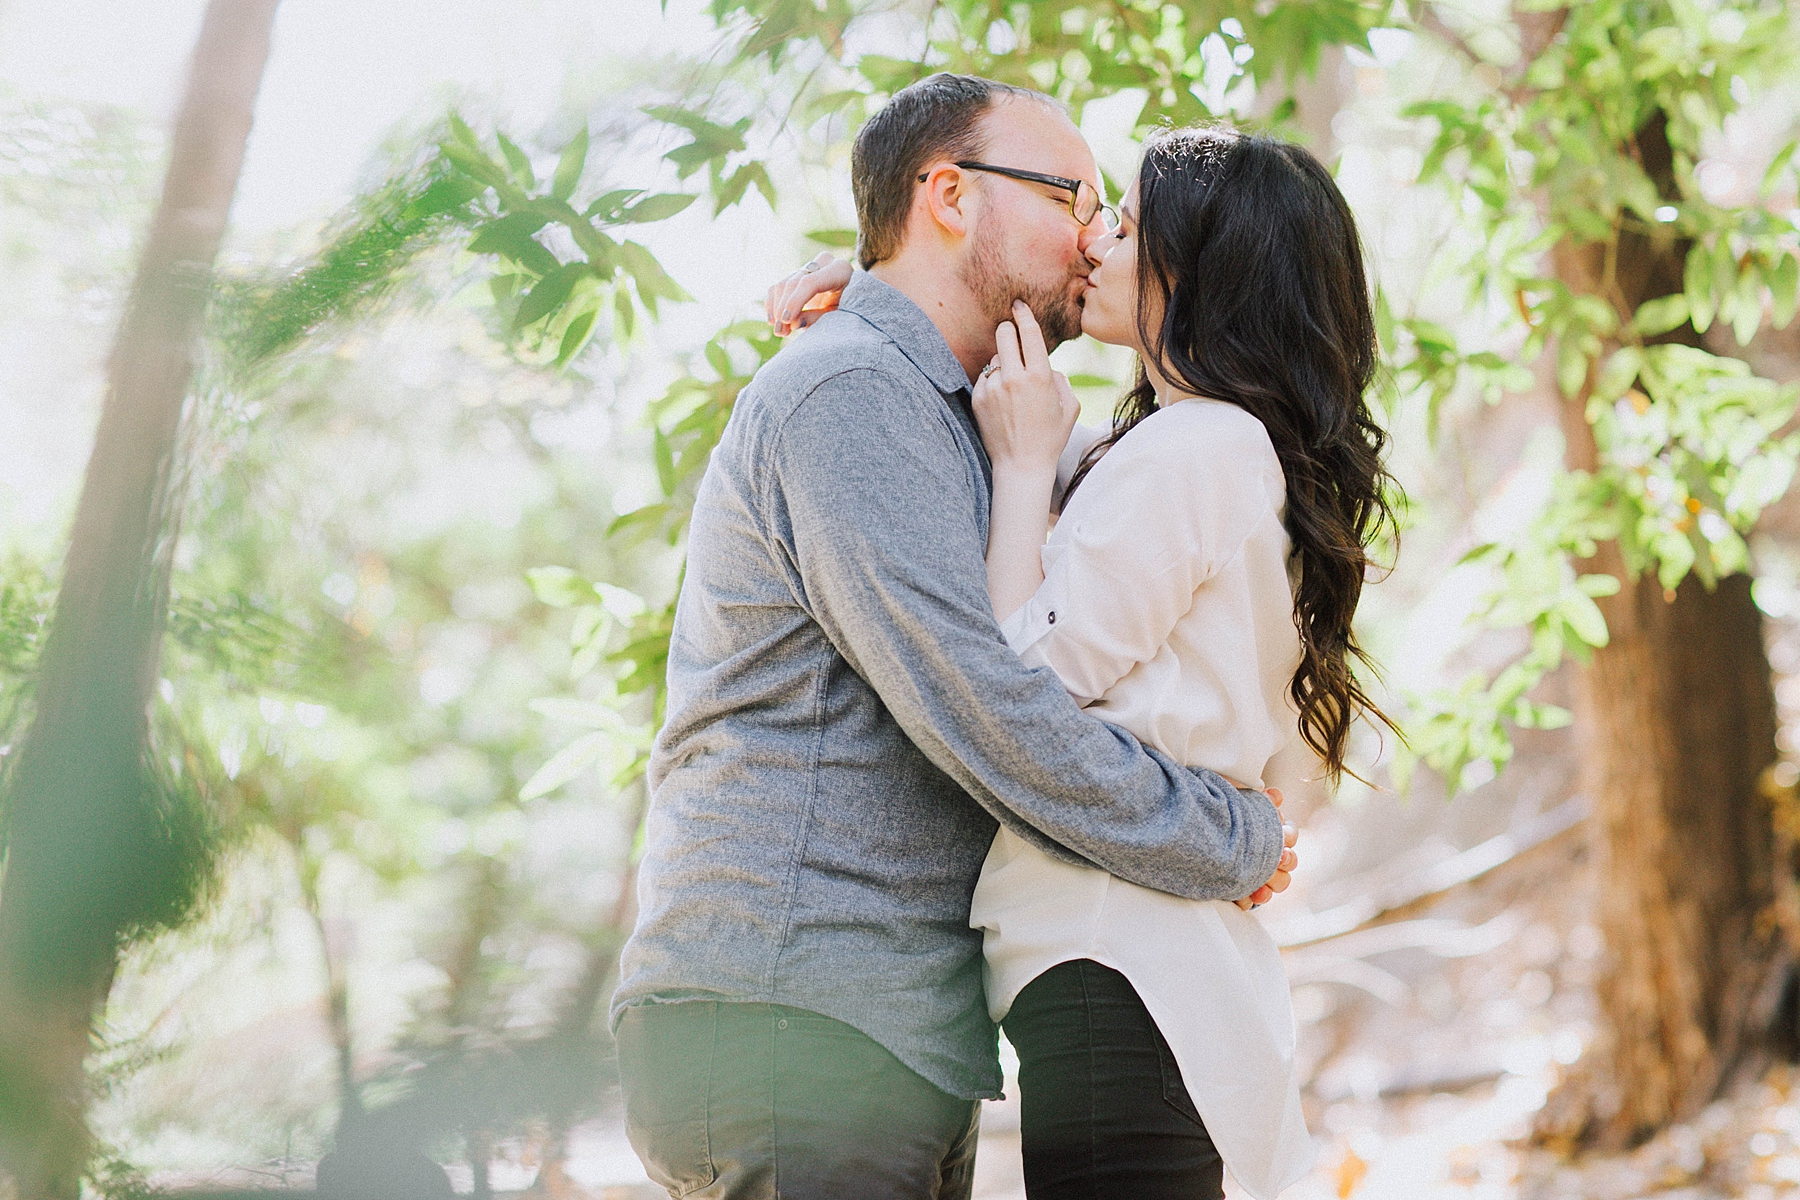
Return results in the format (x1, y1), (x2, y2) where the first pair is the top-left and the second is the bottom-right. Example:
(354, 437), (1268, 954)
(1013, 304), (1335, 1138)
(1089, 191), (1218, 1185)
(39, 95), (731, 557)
(1000, 411), (1278, 705)
(769, 370), (1282, 902)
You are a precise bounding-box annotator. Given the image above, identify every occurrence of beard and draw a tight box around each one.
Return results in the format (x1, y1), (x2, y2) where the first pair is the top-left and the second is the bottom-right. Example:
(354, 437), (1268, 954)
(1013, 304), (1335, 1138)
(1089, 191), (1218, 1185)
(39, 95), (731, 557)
(960, 221), (1087, 349)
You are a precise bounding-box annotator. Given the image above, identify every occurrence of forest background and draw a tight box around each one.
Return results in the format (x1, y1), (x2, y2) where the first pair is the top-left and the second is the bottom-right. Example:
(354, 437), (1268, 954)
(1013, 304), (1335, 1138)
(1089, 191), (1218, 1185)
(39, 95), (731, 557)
(5, 0), (1800, 1197)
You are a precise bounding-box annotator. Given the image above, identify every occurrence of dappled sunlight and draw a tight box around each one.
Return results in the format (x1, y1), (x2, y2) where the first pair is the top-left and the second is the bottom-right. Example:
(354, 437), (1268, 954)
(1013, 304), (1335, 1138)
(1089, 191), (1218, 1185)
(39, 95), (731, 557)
(4, 0), (1800, 1197)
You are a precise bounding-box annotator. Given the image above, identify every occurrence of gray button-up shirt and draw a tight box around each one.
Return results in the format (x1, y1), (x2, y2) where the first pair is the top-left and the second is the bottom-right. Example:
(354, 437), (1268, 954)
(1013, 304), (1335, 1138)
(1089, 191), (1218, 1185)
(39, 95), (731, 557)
(611, 272), (1283, 1100)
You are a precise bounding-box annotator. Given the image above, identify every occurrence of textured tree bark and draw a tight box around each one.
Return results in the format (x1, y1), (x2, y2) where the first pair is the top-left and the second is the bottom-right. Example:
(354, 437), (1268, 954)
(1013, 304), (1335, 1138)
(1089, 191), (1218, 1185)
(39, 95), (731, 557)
(1537, 113), (1785, 1149)
(0, 2), (279, 1194)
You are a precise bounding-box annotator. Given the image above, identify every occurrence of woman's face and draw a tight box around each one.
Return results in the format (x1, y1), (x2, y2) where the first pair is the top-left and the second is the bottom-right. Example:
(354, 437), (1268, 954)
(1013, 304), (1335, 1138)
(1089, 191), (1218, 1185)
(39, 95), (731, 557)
(1078, 179), (1156, 355)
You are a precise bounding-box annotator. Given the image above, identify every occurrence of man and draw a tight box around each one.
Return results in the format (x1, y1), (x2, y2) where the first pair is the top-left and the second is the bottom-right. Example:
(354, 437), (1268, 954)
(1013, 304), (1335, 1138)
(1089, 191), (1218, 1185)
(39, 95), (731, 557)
(611, 73), (1292, 1199)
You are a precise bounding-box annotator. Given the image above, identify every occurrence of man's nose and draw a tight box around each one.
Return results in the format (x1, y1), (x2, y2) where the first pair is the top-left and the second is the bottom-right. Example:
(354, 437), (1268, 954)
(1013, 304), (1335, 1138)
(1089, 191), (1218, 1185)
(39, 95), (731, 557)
(1080, 225), (1107, 268)
(1076, 214), (1103, 256)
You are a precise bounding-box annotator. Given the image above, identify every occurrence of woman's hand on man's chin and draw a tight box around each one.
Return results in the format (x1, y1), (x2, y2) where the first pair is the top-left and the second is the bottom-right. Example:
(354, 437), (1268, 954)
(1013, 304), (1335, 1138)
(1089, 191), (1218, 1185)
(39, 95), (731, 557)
(767, 252), (854, 336)
(972, 300), (1080, 475)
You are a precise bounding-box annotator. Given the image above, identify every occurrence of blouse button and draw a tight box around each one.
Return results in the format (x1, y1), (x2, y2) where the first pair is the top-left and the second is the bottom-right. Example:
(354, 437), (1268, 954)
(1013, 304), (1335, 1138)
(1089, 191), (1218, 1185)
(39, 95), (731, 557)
(1047, 611), (1057, 625)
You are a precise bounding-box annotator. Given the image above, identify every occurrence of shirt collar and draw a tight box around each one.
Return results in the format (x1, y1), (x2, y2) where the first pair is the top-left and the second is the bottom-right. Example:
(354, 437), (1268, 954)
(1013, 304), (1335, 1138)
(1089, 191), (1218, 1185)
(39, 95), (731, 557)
(839, 271), (974, 395)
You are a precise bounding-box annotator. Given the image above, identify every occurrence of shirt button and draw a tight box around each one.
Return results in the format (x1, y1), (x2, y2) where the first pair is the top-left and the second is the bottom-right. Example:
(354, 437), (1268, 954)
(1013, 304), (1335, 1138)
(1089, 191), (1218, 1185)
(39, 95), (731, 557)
(777, 1018), (788, 1030)
(1047, 611), (1057, 625)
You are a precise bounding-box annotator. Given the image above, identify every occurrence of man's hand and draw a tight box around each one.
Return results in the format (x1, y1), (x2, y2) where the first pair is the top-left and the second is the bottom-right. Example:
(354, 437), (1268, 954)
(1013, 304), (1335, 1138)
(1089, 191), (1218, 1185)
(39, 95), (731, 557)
(1235, 786), (1297, 910)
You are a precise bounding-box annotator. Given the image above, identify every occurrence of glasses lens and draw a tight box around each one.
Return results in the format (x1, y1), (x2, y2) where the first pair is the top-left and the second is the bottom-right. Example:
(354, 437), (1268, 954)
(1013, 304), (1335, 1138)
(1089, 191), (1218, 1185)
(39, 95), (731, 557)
(1072, 182), (1100, 225)
(1098, 204), (1120, 231)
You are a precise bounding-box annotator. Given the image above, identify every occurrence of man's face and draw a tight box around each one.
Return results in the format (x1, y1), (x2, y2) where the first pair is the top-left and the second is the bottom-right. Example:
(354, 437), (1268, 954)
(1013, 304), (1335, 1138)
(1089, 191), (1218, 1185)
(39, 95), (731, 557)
(955, 100), (1104, 349)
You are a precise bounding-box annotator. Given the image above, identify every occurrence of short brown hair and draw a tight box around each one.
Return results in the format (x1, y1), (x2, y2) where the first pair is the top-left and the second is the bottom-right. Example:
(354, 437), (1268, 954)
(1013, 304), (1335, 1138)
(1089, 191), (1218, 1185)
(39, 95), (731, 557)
(850, 73), (1048, 269)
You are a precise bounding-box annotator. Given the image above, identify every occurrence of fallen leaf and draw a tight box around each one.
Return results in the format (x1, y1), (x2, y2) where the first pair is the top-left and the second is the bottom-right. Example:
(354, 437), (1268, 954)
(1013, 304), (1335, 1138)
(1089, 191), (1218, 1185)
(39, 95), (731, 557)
(1336, 1147), (1368, 1198)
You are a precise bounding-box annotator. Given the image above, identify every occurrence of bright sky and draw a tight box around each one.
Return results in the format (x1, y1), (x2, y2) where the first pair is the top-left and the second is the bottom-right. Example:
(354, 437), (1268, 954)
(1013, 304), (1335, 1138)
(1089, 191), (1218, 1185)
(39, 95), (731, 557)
(0, 0), (721, 233)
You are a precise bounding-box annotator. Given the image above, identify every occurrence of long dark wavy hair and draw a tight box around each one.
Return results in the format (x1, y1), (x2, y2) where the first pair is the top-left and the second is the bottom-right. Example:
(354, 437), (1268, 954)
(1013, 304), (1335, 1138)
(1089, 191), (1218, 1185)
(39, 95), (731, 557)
(1065, 126), (1398, 781)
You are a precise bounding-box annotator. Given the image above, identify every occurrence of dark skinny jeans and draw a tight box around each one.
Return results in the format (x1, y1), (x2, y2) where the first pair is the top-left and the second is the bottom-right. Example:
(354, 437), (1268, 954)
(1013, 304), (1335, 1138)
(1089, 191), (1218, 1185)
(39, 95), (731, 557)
(1003, 958), (1226, 1200)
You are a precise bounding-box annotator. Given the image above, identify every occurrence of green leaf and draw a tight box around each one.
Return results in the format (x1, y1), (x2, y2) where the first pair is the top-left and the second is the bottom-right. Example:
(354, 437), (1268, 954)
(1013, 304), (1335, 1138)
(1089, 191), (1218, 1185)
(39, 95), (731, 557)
(856, 54), (926, 93)
(614, 286), (636, 339)
(467, 213), (560, 277)
(1732, 260), (1763, 346)
(1764, 139), (1798, 198)
(1771, 254), (1799, 330)
(653, 426), (677, 496)
(555, 306), (599, 367)
(1686, 242), (1716, 333)
(527, 566), (591, 608)
(595, 582), (649, 620)
(440, 141), (509, 189)
(497, 132), (536, 189)
(447, 112), (482, 150)
(585, 188), (644, 221)
(1457, 542), (1504, 565)
(1631, 295), (1690, 339)
(552, 127), (589, 202)
(514, 262), (589, 330)
(1558, 592), (1610, 648)
(1557, 336), (1591, 398)
(606, 502), (670, 538)
(1593, 346), (1643, 403)
(620, 193), (699, 223)
(704, 340), (732, 378)
(528, 697), (635, 732)
(1066, 374), (1118, 389)
(405, 174), (484, 219)
(520, 730), (610, 800)
(617, 241), (692, 312)
(805, 228), (858, 248)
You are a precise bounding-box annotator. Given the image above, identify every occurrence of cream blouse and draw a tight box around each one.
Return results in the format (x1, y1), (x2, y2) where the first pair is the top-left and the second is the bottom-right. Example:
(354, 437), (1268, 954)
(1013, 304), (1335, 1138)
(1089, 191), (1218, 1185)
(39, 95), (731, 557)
(970, 397), (1315, 1199)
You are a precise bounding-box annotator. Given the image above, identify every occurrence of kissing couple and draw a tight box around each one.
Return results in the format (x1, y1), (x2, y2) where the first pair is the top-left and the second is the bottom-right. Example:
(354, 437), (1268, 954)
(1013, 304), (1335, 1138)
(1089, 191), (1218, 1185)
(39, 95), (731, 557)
(610, 72), (1395, 1200)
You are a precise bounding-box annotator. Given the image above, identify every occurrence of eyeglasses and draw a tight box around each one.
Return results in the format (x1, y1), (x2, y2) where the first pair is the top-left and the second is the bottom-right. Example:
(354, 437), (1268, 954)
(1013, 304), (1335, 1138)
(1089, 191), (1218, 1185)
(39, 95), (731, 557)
(917, 161), (1119, 230)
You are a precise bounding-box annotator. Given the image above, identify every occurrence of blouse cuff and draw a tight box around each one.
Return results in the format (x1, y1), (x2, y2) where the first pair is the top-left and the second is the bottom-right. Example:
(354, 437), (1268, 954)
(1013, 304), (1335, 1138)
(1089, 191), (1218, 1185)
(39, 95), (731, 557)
(998, 591), (1058, 657)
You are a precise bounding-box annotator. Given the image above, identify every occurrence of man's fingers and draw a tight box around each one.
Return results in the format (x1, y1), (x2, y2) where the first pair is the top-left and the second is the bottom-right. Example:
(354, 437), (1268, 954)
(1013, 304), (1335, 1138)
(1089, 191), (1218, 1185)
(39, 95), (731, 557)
(1011, 301), (1050, 373)
(1267, 786), (1284, 809)
(1279, 847), (1298, 872)
(1282, 821), (1297, 849)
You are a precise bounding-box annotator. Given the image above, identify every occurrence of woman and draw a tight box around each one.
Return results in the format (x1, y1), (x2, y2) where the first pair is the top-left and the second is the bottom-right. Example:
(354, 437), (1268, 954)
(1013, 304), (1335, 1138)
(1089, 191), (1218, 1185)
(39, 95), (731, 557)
(767, 126), (1395, 1200)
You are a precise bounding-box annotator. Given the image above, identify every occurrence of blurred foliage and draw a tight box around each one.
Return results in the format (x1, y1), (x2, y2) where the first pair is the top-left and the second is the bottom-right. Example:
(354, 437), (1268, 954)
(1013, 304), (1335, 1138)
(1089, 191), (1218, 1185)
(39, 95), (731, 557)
(6, 0), (1796, 1184)
(1388, 0), (1800, 790)
(217, 159), (481, 371)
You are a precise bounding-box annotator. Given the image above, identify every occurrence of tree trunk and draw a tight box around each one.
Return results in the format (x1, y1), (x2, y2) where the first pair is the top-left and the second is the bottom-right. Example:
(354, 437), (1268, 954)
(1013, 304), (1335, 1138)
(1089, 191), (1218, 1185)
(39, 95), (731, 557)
(1537, 112), (1785, 1149)
(0, 2), (279, 1194)
(298, 864), (365, 1134)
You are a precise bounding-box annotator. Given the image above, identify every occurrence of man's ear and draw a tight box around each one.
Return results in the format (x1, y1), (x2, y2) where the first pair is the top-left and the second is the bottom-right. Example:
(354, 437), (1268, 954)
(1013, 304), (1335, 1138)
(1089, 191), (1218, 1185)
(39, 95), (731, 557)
(917, 163), (975, 240)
